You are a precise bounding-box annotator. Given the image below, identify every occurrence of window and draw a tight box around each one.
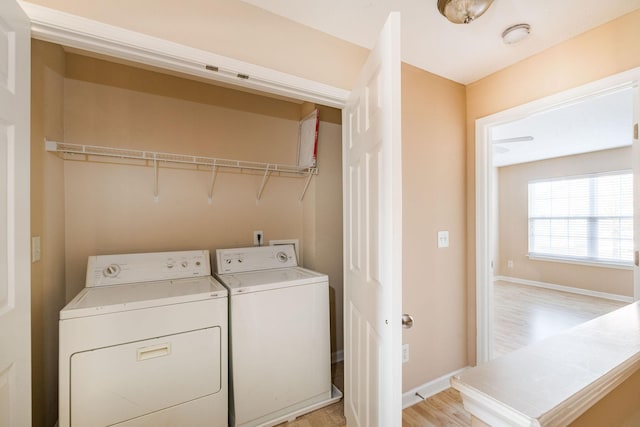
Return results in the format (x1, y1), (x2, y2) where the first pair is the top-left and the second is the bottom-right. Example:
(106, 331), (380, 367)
(528, 171), (633, 266)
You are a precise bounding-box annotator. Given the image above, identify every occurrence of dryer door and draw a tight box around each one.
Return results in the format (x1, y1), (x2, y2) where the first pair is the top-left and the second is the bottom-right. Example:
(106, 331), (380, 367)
(70, 327), (221, 426)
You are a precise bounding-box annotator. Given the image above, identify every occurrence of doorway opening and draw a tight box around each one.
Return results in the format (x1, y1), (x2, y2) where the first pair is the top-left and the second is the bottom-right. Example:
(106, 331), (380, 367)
(475, 69), (640, 363)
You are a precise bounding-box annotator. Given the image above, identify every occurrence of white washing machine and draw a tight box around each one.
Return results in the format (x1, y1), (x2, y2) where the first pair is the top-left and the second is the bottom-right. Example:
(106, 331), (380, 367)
(59, 250), (228, 427)
(214, 245), (342, 427)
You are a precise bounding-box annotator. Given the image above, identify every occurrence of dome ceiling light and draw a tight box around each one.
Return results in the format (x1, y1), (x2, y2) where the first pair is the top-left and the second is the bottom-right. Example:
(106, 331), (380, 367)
(437, 0), (494, 24)
(502, 23), (532, 44)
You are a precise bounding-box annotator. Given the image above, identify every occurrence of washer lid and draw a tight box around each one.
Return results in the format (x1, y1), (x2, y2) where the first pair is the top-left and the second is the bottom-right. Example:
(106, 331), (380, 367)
(215, 266), (327, 295)
(60, 276), (227, 320)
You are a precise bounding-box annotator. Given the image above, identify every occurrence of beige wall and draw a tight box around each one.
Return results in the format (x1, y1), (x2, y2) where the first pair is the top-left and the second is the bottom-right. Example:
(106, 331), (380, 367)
(62, 53), (314, 298)
(30, 39), (67, 427)
(29, 0), (640, 419)
(466, 8), (640, 365)
(28, 1), (475, 394)
(59, 55), (470, 397)
(497, 147), (634, 297)
(61, 55), (470, 394)
(32, 46), (345, 422)
(401, 63), (467, 390)
(27, 0), (368, 90)
(25, 2), (474, 416)
(570, 368), (640, 426)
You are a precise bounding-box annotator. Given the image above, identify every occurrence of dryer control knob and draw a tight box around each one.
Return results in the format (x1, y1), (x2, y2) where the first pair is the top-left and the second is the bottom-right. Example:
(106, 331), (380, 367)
(181, 261), (189, 268)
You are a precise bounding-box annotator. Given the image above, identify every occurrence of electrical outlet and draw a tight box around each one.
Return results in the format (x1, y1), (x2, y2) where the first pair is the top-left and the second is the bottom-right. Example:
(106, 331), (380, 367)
(402, 344), (409, 363)
(507, 260), (514, 269)
(253, 230), (264, 246)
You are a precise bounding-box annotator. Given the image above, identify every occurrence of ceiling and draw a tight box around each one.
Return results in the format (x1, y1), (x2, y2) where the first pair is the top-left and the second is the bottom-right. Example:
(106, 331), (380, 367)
(491, 87), (634, 167)
(238, 1), (639, 165)
(239, 0), (640, 84)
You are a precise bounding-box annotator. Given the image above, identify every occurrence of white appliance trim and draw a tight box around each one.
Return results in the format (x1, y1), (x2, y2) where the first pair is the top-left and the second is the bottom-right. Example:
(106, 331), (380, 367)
(20, 1), (350, 108)
(494, 275), (634, 303)
(402, 366), (469, 409)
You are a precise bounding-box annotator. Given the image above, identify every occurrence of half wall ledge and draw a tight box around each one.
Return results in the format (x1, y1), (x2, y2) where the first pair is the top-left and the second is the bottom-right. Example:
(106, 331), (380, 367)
(451, 301), (640, 426)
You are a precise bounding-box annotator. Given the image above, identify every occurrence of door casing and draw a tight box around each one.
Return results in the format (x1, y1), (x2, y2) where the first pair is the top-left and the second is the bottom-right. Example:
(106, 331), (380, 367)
(475, 67), (640, 364)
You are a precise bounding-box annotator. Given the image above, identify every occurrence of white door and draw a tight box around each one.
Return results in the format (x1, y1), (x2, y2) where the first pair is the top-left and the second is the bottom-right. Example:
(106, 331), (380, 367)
(0, 0), (32, 425)
(342, 12), (402, 427)
(634, 85), (640, 300)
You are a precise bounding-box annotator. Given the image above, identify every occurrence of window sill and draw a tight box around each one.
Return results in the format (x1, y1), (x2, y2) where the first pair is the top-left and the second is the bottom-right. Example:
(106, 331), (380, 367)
(527, 253), (634, 270)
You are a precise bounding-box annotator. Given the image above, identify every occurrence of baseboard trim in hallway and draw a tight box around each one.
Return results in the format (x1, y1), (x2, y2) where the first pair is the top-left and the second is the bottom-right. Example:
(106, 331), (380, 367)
(494, 275), (634, 303)
(402, 366), (469, 409)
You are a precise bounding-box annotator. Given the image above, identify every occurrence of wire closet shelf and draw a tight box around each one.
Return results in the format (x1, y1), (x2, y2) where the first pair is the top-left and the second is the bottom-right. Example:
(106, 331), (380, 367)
(45, 140), (318, 202)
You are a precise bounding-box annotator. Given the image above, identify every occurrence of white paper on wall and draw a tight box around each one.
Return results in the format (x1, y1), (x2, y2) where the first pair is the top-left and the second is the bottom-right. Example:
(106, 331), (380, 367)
(297, 109), (319, 169)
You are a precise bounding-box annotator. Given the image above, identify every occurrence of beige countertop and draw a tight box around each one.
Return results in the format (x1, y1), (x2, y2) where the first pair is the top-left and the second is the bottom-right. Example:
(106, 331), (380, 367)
(451, 301), (640, 426)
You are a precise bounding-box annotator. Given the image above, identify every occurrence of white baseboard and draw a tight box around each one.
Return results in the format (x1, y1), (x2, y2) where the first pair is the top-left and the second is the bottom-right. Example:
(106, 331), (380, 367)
(331, 349), (344, 364)
(495, 276), (634, 303)
(402, 366), (469, 409)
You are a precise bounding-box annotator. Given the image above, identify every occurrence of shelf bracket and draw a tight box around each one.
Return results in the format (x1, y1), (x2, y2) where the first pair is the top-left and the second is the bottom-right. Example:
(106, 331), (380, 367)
(208, 164), (218, 204)
(153, 157), (159, 202)
(299, 170), (314, 202)
(256, 165), (271, 201)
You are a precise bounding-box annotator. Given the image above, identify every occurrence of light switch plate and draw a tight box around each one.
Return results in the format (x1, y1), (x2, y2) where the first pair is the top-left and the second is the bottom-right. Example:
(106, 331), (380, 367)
(32, 236), (41, 262)
(437, 231), (449, 248)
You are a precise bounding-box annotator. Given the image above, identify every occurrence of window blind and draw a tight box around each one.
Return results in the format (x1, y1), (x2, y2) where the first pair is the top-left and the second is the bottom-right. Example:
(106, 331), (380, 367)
(528, 171), (633, 265)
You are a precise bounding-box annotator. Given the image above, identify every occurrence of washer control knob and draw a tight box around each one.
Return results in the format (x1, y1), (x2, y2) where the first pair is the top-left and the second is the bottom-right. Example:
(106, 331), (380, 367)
(103, 264), (121, 278)
(166, 259), (175, 269)
(181, 261), (189, 268)
(277, 251), (288, 263)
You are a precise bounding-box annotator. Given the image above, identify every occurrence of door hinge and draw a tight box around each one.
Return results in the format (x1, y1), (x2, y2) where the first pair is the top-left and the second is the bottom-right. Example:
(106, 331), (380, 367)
(634, 123), (639, 140)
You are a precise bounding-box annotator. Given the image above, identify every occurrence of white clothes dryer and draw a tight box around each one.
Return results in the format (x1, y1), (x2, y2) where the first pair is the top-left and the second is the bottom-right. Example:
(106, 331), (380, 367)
(215, 245), (341, 427)
(59, 250), (228, 427)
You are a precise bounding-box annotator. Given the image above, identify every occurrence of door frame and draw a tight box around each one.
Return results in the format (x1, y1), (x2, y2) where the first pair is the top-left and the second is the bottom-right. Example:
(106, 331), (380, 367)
(475, 67), (640, 364)
(1, 0), (32, 424)
(21, 2), (349, 109)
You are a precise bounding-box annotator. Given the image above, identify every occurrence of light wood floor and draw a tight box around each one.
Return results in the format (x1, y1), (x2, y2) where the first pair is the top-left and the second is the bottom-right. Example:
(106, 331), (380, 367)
(279, 282), (629, 427)
(492, 280), (628, 357)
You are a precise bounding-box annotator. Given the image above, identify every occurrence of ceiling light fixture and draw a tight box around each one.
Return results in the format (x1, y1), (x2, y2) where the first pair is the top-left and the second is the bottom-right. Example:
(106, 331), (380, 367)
(502, 24), (531, 44)
(437, 0), (494, 24)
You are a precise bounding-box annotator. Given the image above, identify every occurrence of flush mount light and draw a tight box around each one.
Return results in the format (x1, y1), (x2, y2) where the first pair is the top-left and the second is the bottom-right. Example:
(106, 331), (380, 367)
(437, 0), (494, 24)
(502, 23), (531, 44)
